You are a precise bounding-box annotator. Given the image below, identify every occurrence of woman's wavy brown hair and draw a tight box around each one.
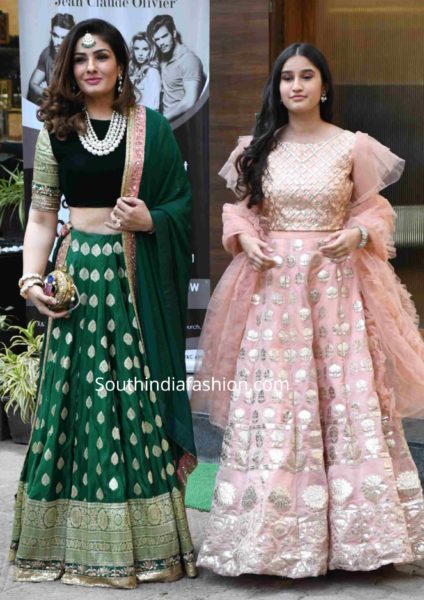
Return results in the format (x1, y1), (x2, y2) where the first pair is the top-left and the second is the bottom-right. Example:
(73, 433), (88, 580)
(38, 18), (136, 140)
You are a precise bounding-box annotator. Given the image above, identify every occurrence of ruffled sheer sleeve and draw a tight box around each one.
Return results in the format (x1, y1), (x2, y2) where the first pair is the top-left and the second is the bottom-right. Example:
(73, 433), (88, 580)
(218, 135), (253, 194)
(347, 132), (404, 261)
(218, 135), (267, 255)
(351, 132), (405, 206)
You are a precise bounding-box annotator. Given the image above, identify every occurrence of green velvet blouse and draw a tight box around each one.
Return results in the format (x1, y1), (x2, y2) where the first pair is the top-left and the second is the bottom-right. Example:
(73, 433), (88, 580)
(31, 119), (126, 211)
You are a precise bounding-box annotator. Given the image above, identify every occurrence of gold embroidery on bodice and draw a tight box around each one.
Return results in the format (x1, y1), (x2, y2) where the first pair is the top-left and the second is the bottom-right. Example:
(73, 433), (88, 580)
(262, 131), (356, 231)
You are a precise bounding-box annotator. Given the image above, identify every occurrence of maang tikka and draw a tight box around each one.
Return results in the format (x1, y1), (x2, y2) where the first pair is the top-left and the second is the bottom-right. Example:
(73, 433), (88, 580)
(81, 32), (96, 49)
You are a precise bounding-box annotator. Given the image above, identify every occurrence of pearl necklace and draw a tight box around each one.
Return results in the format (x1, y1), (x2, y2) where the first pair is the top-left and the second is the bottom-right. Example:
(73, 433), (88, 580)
(79, 109), (127, 156)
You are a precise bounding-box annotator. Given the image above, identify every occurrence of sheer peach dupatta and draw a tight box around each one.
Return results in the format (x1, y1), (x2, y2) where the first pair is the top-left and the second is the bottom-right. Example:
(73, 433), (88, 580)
(191, 132), (424, 428)
(347, 133), (424, 419)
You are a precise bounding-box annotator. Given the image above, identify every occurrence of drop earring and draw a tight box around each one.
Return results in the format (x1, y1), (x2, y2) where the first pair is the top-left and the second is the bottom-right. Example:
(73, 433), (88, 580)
(72, 81), (79, 95)
(117, 73), (123, 94)
(320, 91), (327, 103)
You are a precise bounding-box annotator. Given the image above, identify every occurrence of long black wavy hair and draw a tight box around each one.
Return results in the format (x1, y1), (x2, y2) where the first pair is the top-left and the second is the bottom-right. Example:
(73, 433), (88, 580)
(236, 43), (334, 208)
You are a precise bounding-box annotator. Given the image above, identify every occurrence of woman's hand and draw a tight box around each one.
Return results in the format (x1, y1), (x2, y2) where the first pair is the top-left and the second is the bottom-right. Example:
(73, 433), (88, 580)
(27, 285), (69, 319)
(319, 228), (361, 261)
(105, 197), (154, 233)
(239, 233), (276, 271)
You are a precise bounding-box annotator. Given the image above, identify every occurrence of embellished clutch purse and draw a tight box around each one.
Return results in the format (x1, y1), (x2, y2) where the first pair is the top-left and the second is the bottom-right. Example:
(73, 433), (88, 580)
(43, 267), (79, 312)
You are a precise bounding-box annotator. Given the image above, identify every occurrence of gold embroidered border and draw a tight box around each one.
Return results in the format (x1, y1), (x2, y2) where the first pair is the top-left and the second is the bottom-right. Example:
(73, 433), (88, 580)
(122, 105), (146, 299)
(55, 228), (73, 270)
(31, 184), (61, 212)
(61, 573), (137, 588)
(12, 568), (63, 583)
(10, 482), (195, 581)
(125, 105), (147, 199)
(121, 106), (146, 356)
(13, 564), (188, 587)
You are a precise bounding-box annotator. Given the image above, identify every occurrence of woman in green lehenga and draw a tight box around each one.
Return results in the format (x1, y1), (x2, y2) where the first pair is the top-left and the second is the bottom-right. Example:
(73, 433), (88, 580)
(9, 18), (197, 588)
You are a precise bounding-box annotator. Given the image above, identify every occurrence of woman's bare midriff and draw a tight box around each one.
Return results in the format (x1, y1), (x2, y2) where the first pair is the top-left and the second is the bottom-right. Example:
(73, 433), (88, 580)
(69, 207), (117, 234)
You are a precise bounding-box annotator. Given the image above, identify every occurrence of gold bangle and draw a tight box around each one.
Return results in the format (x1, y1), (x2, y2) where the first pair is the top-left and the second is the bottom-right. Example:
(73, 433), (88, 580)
(18, 273), (43, 288)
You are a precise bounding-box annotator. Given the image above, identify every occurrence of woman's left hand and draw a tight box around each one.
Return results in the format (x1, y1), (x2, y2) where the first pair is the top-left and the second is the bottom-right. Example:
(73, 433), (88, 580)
(319, 228), (361, 261)
(105, 197), (154, 232)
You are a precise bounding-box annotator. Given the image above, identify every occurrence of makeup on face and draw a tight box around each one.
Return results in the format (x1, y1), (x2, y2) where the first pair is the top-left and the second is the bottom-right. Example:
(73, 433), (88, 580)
(73, 36), (120, 99)
(279, 56), (324, 111)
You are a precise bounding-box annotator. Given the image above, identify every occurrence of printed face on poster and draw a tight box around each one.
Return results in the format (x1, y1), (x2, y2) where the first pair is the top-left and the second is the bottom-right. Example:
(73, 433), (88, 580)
(19, 0), (209, 131)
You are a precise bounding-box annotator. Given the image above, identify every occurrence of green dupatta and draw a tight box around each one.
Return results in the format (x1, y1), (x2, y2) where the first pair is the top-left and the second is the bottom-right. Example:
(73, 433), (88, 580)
(122, 106), (197, 482)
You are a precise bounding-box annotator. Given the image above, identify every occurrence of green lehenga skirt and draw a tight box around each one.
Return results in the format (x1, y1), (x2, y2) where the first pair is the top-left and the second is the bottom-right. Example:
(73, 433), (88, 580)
(9, 230), (197, 588)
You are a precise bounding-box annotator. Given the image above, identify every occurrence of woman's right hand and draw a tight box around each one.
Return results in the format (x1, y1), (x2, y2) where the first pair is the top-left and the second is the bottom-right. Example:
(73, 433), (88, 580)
(239, 234), (276, 271)
(26, 285), (69, 319)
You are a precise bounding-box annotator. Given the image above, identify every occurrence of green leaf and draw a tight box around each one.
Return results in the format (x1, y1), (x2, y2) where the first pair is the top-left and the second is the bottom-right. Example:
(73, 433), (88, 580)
(0, 165), (25, 228)
(0, 320), (43, 422)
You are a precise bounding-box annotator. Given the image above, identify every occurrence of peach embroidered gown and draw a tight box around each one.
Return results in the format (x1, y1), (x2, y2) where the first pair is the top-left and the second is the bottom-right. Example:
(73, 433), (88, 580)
(194, 130), (424, 578)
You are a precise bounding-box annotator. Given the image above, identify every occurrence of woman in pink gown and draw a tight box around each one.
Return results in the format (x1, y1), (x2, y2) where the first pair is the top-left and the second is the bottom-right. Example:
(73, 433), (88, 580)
(192, 43), (424, 578)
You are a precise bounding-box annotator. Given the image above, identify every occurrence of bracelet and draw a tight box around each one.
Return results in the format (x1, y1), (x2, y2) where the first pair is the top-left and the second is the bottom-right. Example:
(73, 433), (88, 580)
(351, 225), (368, 249)
(19, 275), (44, 289)
(20, 278), (44, 299)
(18, 272), (44, 288)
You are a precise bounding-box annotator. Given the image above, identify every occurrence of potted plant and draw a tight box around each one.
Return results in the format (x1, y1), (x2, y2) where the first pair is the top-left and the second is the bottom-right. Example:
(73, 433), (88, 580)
(0, 162), (25, 236)
(0, 310), (12, 440)
(0, 320), (43, 444)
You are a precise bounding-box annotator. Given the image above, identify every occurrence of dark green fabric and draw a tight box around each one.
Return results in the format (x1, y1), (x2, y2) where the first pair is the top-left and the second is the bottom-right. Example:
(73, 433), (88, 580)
(21, 230), (180, 502)
(11, 231), (196, 580)
(133, 108), (196, 461)
(50, 119), (126, 208)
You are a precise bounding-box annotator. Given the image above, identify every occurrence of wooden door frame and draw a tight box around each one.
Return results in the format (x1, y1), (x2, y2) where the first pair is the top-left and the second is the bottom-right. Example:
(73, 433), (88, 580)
(270, 0), (317, 65)
(209, 1), (271, 289)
